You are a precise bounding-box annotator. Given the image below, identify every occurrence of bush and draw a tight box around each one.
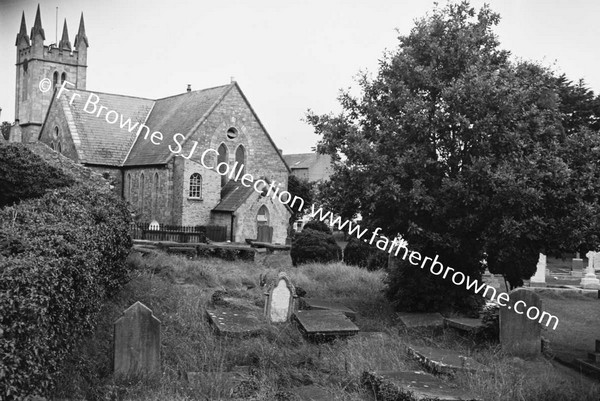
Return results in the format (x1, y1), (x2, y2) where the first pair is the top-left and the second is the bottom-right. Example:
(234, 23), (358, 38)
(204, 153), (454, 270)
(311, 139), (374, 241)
(302, 219), (332, 234)
(291, 228), (341, 266)
(343, 237), (388, 270)
(0, 179), (131, 396)
(0, 143), (74, 207)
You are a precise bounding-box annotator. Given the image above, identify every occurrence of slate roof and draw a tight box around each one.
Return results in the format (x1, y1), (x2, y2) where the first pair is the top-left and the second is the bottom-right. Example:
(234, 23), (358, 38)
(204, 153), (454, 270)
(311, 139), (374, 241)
(45, 82), (290, 170)
(57, 89), (154, 165)
(124, 84), (232, 166)
(283, 153), (316, 169)
(212, 179), (258, 212)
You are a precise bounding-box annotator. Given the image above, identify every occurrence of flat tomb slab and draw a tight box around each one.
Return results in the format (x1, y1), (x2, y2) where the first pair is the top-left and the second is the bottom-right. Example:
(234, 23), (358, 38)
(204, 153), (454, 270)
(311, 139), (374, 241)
(206, 308), (264, 337)
(406, 345), (489, 375)
(397, 312), (444, 329)
(362, 370), (481, 401)
(293, 310), (359, 337)
(444, 317), (484, 333)
(302, 298), (357, 321)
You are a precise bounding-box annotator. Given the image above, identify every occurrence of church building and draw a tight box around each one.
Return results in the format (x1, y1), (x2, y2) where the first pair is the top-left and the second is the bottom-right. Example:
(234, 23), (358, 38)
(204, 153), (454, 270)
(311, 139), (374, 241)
(11, 6), (292, 244)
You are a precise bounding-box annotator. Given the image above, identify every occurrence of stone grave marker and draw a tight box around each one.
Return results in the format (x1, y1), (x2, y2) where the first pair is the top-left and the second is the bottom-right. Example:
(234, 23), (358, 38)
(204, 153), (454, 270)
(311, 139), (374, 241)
(581, 251), (600, 289)
(264, 272), (296, 323)
(499, 288), (541, 357)
(114, 301), (161, 378)
(397, 312), (444, 329)
(529, 253), (546, 287)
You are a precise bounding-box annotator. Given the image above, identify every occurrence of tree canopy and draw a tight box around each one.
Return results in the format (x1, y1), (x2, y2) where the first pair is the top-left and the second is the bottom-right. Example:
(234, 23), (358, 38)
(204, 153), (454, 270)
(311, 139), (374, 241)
(307, 1), (600, 310)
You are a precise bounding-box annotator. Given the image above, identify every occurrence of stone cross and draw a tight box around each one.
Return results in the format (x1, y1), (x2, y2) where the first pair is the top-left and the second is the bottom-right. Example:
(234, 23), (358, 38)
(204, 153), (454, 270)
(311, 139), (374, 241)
(499, 288), (542, 357)
(264, 272), (297, 323)
(530, 253), (546, 287)
(114, 301), (161, 378)
(581, 251), (600, 289)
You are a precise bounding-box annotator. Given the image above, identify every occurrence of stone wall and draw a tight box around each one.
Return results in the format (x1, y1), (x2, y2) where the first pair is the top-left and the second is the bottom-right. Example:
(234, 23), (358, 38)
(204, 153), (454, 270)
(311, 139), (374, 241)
(124, 164), (175, 224)
(234, 192), (290, 244)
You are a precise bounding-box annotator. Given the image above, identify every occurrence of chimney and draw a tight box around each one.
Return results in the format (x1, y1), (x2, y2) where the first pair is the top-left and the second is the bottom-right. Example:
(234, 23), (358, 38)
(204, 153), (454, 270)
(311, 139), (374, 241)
(230, 76), (235, 83)
(187, 84), (191, 92)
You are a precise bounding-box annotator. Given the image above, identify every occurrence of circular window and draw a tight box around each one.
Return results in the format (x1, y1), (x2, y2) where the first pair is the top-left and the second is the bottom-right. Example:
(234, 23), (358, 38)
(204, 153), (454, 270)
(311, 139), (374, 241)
(226, 127), (238, 140)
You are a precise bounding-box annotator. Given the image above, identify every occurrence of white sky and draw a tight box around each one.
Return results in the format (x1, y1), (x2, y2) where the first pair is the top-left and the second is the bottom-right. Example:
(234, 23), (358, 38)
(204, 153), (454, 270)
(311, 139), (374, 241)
(1, 0), (599, 153)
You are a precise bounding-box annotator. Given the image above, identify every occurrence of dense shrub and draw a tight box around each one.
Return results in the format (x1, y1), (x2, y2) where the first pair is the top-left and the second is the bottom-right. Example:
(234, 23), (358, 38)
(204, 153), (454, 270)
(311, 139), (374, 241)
(302, 219), (332, 234)
(0, 172), (131, 397)
(343, 237), (388, 270)
(0, 143), (74, 207)
(291, 228), (341, 266)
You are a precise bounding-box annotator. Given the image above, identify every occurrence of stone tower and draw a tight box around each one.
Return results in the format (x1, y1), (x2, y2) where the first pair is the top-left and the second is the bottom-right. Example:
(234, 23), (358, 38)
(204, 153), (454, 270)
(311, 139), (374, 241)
(12, 5), (88, 143)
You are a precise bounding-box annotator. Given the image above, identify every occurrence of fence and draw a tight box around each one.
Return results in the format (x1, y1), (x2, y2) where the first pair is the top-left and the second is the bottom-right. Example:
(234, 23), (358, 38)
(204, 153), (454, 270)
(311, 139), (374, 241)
(130, 222), (227, 243)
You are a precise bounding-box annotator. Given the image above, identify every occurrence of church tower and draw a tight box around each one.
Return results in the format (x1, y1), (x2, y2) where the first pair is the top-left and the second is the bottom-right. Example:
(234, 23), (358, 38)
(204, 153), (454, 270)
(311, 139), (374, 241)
(12, 5), (88, 142)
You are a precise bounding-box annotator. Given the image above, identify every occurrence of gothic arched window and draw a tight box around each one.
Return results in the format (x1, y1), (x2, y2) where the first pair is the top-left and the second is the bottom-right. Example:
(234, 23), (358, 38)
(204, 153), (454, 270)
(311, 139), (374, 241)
(53, 71), (58, 88)
(153, 172), (160, 215)
(217, 143), (229, 187)
(189, 173), (202, 199)
(235, 145), (246, 176)
(257, 205), (270, 227)
(127, 173), (132, 201)
(61, 72), (67, 83)
(139, 173), (145, 214)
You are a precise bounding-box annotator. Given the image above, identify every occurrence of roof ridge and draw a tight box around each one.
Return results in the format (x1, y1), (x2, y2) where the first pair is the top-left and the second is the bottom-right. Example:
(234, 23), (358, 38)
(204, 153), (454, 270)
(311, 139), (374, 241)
(67, 88), (155, 101)
(154, 83), (231, 101)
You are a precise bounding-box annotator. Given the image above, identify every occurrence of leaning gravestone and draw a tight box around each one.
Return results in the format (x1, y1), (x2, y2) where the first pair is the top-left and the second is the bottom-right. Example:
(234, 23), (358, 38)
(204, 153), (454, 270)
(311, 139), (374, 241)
(499, 289), (541, 357)
(114, 301), (161, 378)
(264, 272), (296, 323)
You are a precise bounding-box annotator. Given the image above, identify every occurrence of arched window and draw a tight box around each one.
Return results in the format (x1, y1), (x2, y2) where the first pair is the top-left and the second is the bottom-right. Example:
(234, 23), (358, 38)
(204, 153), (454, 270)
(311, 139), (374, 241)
(53, 71), (58, 88)
(153, 173), (159, 215)
(189, 173), (202, 198)
(61, 72), (66, 83)
(57, 142), (62, 153)
(257, 205), (270, 227)
(217, 143), (229, 187)
(127, 173), (132, 200)
(53, 126), (59, 140)
(50, 142), (55, 151)
(139, 173), (145, 214)
(235, 145), (246, 176)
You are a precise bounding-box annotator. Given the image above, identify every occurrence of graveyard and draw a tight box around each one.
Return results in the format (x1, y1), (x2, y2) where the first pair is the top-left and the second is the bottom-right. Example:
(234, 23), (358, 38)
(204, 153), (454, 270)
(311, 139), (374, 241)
(49, 249), (600, 400)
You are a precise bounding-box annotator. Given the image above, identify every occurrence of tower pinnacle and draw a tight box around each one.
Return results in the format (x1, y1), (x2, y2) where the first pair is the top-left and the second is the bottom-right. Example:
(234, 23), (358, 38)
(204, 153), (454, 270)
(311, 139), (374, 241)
(15, 11), (30, 46)
(30, 4), (45, 41)
(59, 19), (71, 51)
(74, 13), (88, 48)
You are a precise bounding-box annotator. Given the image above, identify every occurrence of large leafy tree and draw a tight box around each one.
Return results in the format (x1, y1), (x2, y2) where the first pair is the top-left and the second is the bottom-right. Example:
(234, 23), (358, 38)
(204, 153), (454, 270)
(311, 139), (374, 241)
(307, 1), (600, 311)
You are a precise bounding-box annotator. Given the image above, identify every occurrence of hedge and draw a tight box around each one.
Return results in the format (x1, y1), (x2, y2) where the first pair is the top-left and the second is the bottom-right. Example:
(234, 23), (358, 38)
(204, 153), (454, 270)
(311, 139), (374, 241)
(0, 147), (132, 399)
(291, 228), (342, 266)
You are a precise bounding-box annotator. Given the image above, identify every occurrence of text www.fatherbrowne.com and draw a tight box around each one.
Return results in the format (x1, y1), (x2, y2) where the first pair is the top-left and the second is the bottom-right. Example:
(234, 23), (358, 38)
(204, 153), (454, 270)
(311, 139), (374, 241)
(309, 205), (560, 330)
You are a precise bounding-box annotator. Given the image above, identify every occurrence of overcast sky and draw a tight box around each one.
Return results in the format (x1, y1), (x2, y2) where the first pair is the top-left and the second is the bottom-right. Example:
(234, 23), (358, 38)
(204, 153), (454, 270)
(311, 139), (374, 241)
(1, 0), (599, 154)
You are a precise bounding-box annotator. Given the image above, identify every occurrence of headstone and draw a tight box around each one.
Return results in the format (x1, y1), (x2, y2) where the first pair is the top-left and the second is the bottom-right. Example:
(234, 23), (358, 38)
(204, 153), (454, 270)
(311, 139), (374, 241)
(114, 301), (161, 378)
(581, 251), (600, 289)
(499, 288), (542, 357)
(443, 317), (484, 334)
(264, 272), (296, 323)
(530, 253), (546, 287)
(572, 257), (584, 277)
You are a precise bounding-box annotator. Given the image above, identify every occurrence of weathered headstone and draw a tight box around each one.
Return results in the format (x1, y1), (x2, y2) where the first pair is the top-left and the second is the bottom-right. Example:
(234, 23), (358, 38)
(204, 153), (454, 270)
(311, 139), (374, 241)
(114, 301), (161, 378)
(499, 288), (542, 357)
(572, 257), (584, 277)
(397, 312), (444, 329)
(581, 251), (600, 289)
(530, 253), (546, 287)
(264, 272), (296, 323)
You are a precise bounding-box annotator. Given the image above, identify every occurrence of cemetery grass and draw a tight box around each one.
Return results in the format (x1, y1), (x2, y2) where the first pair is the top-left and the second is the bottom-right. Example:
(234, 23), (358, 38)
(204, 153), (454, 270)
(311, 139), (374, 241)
(51, 252), (600, 401)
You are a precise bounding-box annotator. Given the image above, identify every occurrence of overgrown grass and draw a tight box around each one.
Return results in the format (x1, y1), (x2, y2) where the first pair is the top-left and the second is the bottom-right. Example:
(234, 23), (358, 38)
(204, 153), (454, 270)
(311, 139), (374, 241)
(51, 251), (600, 400)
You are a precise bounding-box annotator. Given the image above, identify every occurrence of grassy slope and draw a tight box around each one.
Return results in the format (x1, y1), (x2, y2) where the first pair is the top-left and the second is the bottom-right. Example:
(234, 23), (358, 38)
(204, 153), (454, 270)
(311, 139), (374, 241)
(52, 252), (600, 401)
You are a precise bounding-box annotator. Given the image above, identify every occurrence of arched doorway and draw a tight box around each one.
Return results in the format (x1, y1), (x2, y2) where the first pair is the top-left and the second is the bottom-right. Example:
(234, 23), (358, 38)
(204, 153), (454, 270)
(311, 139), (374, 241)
(256, 205), (273, 243)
